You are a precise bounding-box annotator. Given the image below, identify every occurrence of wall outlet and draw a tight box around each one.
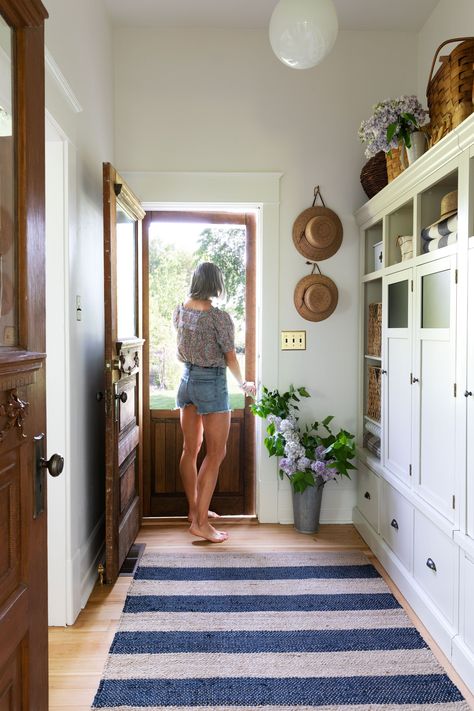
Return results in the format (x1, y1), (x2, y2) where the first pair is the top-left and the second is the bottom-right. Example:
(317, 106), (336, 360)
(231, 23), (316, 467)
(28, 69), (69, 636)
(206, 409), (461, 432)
(281, 330), (306, 350)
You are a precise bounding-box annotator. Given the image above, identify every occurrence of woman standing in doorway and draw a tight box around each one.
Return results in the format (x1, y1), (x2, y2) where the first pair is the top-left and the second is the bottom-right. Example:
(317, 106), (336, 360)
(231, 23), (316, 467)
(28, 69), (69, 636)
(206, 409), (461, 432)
(173, 262), (255, 543)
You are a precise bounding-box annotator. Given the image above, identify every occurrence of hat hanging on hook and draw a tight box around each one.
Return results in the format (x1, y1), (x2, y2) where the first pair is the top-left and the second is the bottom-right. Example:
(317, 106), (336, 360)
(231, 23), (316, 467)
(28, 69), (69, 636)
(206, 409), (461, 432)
(294, 261), (338, 322)
(292, 186), (343, 261)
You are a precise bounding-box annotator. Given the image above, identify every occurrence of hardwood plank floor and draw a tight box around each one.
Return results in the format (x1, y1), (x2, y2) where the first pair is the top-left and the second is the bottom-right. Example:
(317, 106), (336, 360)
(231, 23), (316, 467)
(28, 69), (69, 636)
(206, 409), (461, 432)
(48, 522), (474, 710)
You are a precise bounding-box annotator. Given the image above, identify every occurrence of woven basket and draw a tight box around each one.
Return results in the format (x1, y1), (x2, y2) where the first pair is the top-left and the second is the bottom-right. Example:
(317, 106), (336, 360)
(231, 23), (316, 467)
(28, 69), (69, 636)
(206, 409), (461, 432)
(386, 145), (405, 182)
(367, 303), (382, 357)
(367, 365), (381, 422)
(360, 151), (388, 199)
(397, 235), (413, 261)
(427, 37), (474, 146)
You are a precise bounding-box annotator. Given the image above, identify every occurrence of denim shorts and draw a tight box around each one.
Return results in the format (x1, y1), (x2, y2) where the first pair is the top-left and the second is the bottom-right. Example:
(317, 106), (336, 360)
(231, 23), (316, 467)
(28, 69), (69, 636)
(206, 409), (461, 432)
(176, 363), (230, 415)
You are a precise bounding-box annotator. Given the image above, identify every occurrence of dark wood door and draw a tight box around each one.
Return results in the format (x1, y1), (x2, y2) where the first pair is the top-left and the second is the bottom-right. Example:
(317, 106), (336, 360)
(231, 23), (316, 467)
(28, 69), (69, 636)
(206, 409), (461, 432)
(103, 164), (145, 584)
(143, 211), (256, 517)
(0, 1), (52, 708)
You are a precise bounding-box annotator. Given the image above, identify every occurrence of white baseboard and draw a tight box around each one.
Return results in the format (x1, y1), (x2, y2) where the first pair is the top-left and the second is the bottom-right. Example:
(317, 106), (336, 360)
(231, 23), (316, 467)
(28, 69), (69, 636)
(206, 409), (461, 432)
(452, 636), (474, 693)
(66, 515), (104, 625)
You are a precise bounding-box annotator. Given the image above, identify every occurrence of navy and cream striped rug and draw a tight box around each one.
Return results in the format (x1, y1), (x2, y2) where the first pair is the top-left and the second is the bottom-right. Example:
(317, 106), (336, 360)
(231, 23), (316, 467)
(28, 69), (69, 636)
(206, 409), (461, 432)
(92, 551), (469, 710)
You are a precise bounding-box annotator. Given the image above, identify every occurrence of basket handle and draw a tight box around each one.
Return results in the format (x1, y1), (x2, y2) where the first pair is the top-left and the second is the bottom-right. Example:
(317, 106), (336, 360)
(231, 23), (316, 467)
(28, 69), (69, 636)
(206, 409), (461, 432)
(426, 37), (474, 95)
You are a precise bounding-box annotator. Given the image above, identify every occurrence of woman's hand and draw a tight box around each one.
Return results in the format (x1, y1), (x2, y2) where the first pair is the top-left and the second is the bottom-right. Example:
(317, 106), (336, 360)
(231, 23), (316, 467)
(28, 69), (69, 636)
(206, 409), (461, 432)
(240, 381), (256, 397)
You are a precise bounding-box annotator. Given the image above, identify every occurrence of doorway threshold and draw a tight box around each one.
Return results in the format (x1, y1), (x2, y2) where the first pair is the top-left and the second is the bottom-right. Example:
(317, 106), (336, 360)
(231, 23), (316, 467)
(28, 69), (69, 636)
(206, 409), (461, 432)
(142, 515), (258, 526)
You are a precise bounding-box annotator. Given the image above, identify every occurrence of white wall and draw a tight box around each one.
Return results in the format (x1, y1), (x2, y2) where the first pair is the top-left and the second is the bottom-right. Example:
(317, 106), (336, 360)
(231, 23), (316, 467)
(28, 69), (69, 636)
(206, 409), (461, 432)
(417, 0), (474, 103)
(114, 27), (418, 523)
(44, 0), (114, 623)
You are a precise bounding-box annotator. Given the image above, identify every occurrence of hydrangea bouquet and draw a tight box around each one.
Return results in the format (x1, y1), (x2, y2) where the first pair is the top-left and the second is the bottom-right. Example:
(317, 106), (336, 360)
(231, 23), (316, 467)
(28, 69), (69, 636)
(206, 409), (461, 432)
(250, 385), (356, 493)
(359, 95), (429, 159)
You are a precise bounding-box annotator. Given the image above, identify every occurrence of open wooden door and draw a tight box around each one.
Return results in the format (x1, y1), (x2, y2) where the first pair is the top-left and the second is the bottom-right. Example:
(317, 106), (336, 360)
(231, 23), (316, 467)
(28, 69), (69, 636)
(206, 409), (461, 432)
(103, 164), (145, 584)
(142, 211), (256, 517)
(0, 1), (57, 708)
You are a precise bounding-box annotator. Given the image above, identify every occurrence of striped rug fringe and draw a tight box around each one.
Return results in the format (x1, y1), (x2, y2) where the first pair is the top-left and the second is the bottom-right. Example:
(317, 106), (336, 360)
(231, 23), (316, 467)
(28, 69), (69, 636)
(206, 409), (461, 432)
(92, 551), (469, 710)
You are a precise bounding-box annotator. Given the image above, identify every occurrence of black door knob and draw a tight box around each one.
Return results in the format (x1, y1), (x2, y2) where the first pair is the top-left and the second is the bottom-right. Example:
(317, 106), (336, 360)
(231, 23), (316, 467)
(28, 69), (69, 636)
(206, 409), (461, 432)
(115, 391), (128, 403)
(40, 453), (64, 477)
(96, 391), (104, 401)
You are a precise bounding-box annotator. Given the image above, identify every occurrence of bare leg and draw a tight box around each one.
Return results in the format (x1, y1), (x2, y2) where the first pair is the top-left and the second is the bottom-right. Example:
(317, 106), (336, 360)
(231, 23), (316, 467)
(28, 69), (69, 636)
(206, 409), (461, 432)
(189, 411), (231, 543)
(179, 406), (220, 521)
(179, 405), (203, 520)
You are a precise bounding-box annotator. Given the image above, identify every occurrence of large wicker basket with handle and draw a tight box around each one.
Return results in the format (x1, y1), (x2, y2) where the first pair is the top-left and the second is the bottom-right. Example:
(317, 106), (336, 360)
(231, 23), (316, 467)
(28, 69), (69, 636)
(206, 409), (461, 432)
(427, 37), (474, 146)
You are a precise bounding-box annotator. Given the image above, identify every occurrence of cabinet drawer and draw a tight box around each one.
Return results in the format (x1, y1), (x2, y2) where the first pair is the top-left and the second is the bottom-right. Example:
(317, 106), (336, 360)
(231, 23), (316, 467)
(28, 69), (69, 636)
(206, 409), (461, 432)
(357, 462), (379, 532)
(413, 510), (458, 624)
(380, 481), (413, 571)
(460, 553), (474, 653)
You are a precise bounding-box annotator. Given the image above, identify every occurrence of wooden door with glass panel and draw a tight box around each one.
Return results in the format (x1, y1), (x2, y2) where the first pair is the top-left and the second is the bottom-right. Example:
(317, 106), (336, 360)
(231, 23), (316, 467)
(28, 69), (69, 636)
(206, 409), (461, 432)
(103, 164), (145, 584)
(142, 211), (256, 517)
(0, 1), (58, 708)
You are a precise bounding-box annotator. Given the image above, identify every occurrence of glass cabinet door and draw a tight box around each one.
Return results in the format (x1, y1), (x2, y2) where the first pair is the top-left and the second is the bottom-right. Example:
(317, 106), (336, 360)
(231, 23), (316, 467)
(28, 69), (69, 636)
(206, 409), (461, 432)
(383, 270), (413, 483)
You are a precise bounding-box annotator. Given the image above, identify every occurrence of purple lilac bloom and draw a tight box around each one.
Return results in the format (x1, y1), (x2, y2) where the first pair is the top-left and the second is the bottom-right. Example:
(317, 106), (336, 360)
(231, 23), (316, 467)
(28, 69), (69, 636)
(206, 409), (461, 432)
(279, 417), (296, 432)
(268, 415), (282, 429)
(297, 457), (312, 471)
(279, 458), (298, 475)
(314, 445), (326, 460)
(359, 95), (429, 158)
(311, 460), (327, 475)
(284, 441), (305, 460)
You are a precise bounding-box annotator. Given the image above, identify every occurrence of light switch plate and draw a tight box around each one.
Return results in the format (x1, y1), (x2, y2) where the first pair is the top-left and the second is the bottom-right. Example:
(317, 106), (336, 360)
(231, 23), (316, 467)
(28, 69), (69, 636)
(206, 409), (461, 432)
(281, 330), (306, 350)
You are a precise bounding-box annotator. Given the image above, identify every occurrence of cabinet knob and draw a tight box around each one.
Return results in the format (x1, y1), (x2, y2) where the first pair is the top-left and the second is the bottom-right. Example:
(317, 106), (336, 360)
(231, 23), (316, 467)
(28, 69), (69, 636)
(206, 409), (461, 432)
(390, 518), (399, 530)
(381, 369), (387, 375)
(364, 491), (371, 500)
(412, 377), (419, 383)
(426, 557), (437, 572)
(465, 390), (473, 397)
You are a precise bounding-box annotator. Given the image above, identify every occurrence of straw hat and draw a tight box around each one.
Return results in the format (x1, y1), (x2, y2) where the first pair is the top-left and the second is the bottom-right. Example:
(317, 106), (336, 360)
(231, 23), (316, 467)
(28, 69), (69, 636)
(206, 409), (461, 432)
(292, 206), (343, 261)
(294, 272), (338, 322)
(426, 189), (458, 228)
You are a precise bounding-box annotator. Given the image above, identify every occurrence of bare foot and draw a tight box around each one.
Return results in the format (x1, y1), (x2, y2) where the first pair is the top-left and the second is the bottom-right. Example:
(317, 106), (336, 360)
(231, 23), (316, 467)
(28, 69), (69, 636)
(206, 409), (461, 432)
(189, 521), (228, 543)
(187, 510), (219, 522)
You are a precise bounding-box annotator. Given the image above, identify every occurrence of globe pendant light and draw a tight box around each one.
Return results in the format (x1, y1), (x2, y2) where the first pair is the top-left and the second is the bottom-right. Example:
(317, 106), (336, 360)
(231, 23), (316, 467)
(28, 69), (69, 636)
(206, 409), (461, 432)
(269, 0), (339, 69)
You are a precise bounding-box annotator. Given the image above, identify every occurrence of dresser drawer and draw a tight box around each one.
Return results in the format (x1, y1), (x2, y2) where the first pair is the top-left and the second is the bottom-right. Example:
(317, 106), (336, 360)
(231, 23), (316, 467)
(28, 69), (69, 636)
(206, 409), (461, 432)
(380, 480), (413, 571)
(413, 510), (458, 624)
(357, 462), (379, 532)
(460, 552), (474, 653)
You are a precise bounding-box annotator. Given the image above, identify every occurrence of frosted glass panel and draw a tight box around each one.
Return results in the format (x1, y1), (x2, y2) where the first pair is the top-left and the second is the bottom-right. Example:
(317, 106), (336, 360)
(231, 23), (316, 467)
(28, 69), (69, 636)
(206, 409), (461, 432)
(422, 270), (450, 329)
(388, 280), (408, 328)
(116, 207), (137, 339)
(0, 17), (17, 347)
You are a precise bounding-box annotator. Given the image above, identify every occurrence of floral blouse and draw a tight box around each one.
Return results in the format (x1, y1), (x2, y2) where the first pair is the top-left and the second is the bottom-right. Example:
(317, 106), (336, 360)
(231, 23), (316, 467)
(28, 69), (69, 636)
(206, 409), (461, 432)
(172, 304), (235, 368)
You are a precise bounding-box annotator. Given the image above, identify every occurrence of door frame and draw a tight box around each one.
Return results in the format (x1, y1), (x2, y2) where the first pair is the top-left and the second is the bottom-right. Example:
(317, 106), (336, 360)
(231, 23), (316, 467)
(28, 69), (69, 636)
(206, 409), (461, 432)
(142, 209), (256, 517)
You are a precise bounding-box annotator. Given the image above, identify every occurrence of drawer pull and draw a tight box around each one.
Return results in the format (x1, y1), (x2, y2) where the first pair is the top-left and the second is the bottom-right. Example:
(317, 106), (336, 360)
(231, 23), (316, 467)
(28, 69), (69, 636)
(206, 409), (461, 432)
(390, 518), (399, 530)
(364, 491), (371, 500)
(426, 557), (437, 572)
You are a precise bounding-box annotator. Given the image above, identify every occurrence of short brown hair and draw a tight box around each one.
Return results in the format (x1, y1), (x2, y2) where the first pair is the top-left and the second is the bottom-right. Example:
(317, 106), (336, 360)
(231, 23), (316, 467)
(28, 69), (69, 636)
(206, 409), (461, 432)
(189, 262), (225, 300)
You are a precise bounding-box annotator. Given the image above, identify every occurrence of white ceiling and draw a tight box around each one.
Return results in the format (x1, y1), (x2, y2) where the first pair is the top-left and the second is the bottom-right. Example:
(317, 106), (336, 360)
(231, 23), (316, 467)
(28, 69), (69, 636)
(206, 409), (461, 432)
(104, 0), (439, 32)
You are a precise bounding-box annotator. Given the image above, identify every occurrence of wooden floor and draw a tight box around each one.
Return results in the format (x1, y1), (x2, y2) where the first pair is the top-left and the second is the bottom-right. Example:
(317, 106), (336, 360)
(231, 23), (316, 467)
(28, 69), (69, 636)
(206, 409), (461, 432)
(48, 522), (474, 710)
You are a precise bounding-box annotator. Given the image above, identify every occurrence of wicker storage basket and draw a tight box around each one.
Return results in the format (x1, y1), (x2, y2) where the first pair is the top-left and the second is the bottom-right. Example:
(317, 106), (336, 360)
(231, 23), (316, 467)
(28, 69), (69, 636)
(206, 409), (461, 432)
(367, 303), (382, 357)
(367, 365), (381, 422)
(360, 151), (388, 199)
(386, 145), (405, 182)
(427, 37), (474, 146)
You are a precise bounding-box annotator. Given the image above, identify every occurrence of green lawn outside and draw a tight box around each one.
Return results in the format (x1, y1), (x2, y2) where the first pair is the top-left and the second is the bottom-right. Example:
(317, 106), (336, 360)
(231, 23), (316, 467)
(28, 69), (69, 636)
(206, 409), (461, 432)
(150, 391), (245, 410)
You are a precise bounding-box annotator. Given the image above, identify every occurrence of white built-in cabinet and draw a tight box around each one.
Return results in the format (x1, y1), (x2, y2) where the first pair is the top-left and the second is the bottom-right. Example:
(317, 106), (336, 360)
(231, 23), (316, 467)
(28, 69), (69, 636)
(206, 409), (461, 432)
(354, 114), (474, 694)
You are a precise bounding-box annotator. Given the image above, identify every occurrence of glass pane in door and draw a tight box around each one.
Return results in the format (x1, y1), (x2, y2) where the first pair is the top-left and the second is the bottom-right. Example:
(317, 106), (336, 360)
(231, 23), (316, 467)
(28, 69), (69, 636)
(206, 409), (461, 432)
(116, 206), (137, 339)
(0, 17), (17, 346)
(421, 269), (450, 328)
(388, 280), (408, 328)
